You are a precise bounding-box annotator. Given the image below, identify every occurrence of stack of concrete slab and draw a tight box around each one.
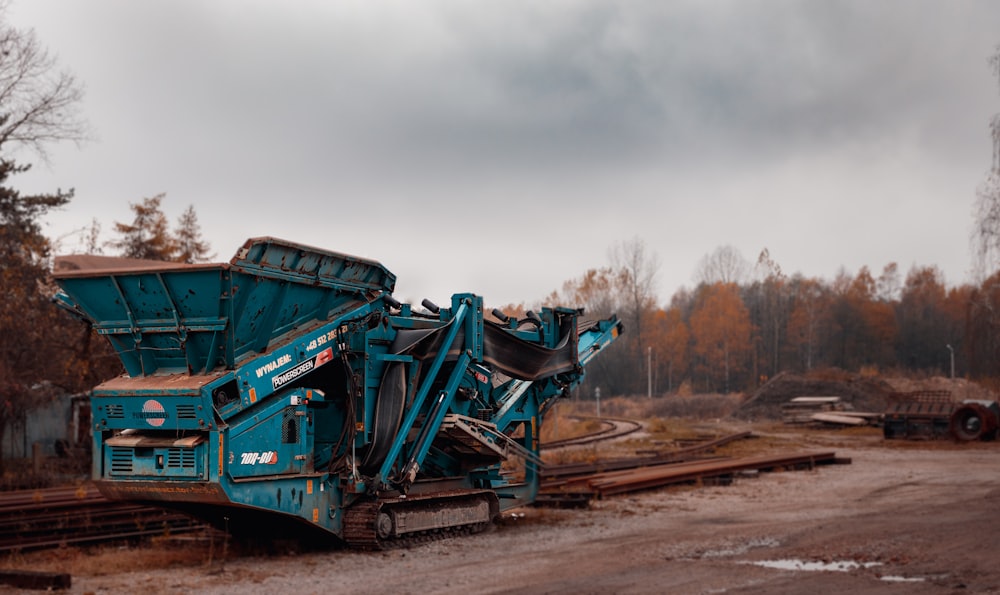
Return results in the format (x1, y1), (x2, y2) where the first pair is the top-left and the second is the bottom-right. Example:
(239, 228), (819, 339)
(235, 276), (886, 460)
(781, 396), (844, 424)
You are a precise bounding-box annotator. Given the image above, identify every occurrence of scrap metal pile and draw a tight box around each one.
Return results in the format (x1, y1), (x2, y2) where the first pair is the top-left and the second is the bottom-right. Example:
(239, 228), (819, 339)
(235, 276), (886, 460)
(884, 390), (1000, 441)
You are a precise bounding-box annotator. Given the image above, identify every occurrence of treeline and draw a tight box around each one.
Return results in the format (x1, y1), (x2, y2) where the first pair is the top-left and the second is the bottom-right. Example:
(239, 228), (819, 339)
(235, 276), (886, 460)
(544, 242), (1000, 399)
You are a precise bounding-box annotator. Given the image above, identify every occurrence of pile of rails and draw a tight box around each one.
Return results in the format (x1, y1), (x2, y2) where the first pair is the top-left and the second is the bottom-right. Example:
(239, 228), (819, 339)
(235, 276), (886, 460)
(536, 432), (850, 506)
(0, 484), (209, 553)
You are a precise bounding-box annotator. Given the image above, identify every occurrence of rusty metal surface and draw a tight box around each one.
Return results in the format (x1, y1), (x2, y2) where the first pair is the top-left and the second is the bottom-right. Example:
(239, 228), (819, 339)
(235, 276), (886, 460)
(0, 484), (210, 552)
(53, 254), (210, 276)
(538, 448), (848, 503)
(584, 451), (843, 496)
(543, 431), (754, 480)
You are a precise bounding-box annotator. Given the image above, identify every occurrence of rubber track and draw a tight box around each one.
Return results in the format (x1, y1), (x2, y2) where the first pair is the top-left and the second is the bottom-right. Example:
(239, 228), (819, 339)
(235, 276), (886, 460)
(342, 495), (493, 550)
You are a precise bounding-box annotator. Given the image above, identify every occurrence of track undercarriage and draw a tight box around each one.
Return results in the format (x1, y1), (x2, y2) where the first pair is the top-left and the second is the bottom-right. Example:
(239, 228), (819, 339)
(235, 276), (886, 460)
(343, 490), (499, 549)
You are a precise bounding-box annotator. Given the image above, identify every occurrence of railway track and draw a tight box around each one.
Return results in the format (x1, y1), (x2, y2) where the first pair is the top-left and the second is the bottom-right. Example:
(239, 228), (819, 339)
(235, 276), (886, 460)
(542, 416), (643, 448)
(0, 484), (210, 553)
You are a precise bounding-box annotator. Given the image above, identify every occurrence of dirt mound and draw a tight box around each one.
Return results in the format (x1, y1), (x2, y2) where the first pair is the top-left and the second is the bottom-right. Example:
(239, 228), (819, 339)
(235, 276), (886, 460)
(881, 375), (998, 401)
(732, 369), (894, 420)
(733, 370), (1000, 421)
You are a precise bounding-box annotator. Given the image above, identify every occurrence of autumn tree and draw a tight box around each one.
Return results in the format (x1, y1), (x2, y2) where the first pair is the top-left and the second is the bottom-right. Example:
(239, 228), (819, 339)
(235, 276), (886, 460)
(895, 266), (954, 373)
(829, 267), (897, 371)
(654, 306), (690, 393)
(968, 272), (1000, 379)
(0, 161), (75, 462)
(552, 266), (623, 319)
(942, 285), (972, 378)
(104, 194), (213, 264)
(546, 266), (629, 396)
(0, 4), (90, 468)
(689, 283), (753, 393)
(108, 194), (178, 260)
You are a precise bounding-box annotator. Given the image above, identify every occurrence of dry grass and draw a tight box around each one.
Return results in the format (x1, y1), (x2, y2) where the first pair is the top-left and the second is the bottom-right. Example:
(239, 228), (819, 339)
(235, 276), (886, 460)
(539, 403), (604, 443)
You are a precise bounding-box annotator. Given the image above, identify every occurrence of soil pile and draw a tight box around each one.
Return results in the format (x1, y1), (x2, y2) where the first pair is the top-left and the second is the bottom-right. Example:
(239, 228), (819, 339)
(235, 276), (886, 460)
(733, 369), (1000, 421)
(882, 375), (998, 401)
(732, 369), (894, 420)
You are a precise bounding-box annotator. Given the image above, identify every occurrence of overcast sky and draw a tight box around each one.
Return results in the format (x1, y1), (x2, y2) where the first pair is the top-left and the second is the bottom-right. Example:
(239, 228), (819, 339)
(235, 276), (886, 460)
(8, 1), (1000, 307)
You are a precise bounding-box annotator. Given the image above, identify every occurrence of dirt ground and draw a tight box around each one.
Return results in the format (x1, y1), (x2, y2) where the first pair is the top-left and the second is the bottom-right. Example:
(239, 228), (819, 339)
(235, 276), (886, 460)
(15, 423), (996, 594)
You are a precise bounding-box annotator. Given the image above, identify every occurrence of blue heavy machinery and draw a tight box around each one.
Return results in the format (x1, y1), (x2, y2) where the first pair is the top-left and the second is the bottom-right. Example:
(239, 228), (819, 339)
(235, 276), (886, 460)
(52, 237), (622, 547)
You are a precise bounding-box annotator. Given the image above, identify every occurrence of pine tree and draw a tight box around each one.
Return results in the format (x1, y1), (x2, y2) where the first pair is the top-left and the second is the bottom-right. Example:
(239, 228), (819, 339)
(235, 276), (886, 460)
(0, 159), (77, 468)
(174, 204), (213, 263)
(108, 194), (178, 261)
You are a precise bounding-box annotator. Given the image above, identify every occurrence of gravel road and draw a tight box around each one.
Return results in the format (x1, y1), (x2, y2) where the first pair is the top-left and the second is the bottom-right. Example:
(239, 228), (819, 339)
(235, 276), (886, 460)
(57, 429), (1000, 594)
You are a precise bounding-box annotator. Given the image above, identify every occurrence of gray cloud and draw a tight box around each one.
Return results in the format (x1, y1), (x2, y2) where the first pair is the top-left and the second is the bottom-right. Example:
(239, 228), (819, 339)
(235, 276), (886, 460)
(8, 0), (1000, 305)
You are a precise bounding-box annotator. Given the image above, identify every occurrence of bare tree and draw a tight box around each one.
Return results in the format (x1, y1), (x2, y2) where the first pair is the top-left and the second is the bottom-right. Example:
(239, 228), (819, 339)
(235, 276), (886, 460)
(610, 236), (660, 330)
(608, 236), (660, 395)
(0, 4), (94, 470)
(876, 262), (901, 303)
(0, 2), (88, 159)
(83, 217), (102, 254)
(972, 45), (1000, 278)
(695, 244), (750, 285)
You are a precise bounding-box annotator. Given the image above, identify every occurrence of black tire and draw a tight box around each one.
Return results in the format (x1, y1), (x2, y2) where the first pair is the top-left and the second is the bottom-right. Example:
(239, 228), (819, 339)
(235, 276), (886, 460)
(949, 403), (997, 441)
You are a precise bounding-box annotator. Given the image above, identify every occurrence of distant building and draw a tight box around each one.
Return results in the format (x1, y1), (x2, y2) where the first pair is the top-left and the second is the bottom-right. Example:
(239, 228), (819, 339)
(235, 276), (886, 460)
(2, 385), (90, 459)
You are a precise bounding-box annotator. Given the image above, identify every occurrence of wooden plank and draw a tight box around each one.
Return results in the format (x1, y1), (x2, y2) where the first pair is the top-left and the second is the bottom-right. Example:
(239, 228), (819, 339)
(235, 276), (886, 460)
(789, 396), (842, 404)
(811, 412), (867, 426)
(829, 411), (882, 419)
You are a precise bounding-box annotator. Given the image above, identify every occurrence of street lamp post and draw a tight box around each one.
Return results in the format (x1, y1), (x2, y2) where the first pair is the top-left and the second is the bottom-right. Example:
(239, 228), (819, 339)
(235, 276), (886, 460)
(946, 344), (955, 379)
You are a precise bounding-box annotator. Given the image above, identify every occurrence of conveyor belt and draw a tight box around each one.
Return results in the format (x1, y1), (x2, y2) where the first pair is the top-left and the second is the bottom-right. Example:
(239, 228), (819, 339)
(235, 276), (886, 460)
(390, 319), (579, 381)
(359, 362), (407, 474)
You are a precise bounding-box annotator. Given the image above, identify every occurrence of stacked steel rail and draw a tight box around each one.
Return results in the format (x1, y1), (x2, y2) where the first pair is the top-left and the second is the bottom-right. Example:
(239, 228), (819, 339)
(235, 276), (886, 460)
(0, 485), (209, 552)
(537, 431), (850, 505)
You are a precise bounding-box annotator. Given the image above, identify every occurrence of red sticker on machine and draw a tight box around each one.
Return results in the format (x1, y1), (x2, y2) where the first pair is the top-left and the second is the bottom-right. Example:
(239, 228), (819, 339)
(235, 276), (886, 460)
(316, 347), (333, 366)
(240, 451), (279, 465)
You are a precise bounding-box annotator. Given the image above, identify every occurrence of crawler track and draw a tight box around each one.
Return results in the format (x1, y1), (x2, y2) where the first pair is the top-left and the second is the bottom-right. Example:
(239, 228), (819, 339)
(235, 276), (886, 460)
(342, 490), (499, 549)
(0, 484), (210, 552)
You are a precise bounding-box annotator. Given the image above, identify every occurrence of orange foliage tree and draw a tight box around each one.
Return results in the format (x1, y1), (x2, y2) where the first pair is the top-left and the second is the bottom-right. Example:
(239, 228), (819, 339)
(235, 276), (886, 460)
(650, 307), (689, 393)
(896, 266), (957, 373)
(689, 283), (753, 393)
(828, 267), (897, 371)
